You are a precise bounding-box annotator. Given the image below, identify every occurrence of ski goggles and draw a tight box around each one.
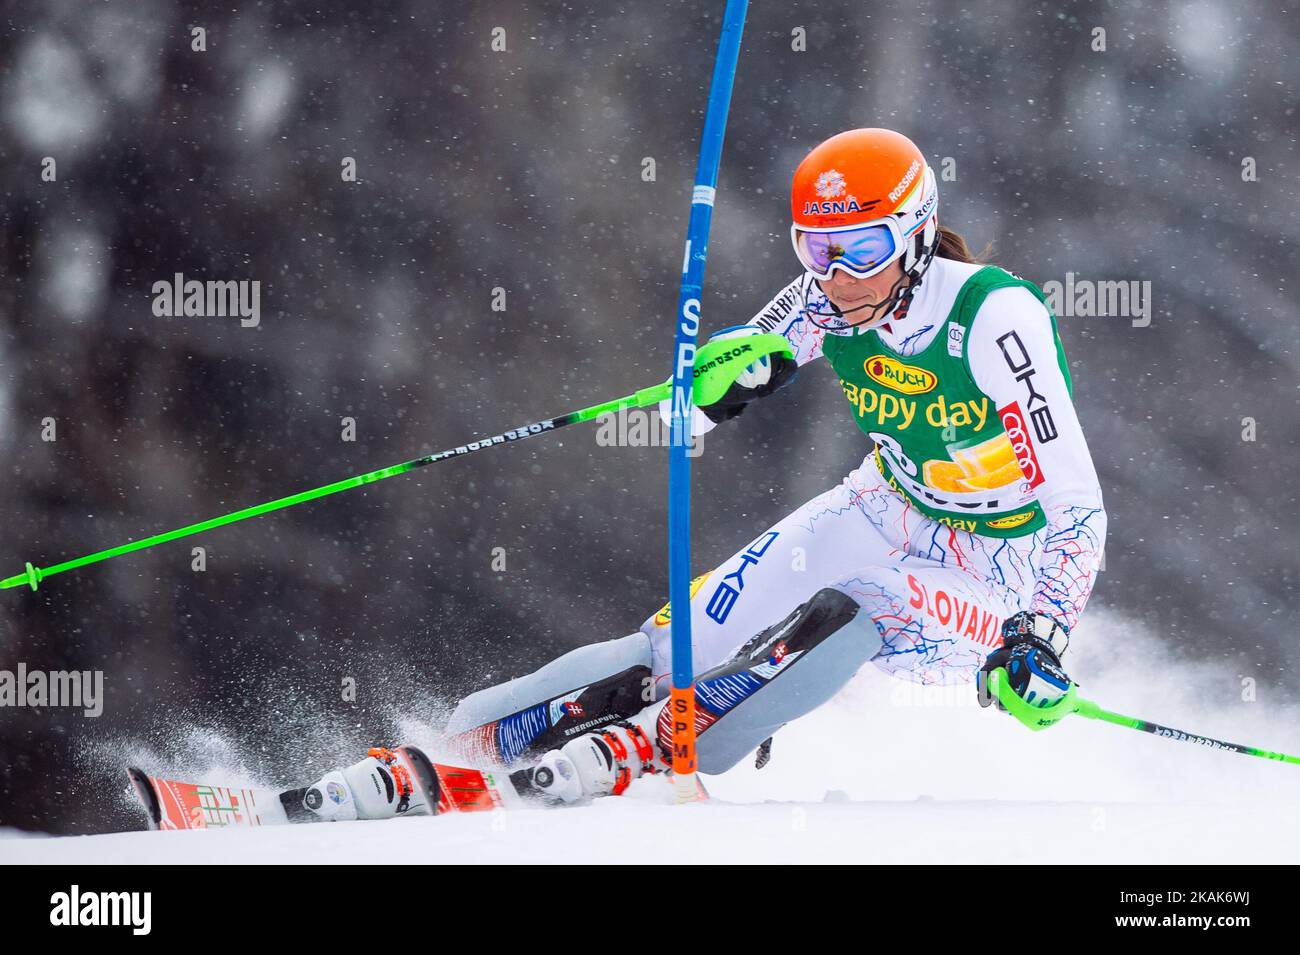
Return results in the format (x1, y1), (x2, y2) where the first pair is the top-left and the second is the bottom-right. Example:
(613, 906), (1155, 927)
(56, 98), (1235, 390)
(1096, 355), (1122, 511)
(790, 217), (910, 281)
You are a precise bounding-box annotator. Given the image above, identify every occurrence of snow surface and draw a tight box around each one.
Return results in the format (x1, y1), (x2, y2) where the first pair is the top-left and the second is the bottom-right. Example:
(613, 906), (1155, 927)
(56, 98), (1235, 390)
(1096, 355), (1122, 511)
(4, 609), (1299, 864)
(5, 793), (1295, 865)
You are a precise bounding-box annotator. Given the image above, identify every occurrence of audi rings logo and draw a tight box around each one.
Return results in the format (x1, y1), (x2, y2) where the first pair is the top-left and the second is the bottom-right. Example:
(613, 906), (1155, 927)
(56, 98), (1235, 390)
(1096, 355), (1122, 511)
(1003, 414), (1036, 481)
(998, 401), (1045, 489)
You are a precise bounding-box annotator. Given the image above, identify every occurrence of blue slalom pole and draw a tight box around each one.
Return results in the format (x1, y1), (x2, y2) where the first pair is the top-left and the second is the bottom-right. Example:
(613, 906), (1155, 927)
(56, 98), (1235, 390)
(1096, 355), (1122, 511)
(666, 0), (749, 800)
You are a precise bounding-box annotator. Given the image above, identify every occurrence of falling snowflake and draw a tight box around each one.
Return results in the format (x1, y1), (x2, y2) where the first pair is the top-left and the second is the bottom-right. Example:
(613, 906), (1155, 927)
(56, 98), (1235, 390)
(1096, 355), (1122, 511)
(815, 169), (846, 199)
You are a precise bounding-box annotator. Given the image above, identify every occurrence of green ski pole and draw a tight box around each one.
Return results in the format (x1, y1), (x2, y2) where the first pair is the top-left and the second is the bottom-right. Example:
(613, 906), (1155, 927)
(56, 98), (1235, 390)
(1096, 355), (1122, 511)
(4, 333), (792, 593)
(987, 667), (1300, 765)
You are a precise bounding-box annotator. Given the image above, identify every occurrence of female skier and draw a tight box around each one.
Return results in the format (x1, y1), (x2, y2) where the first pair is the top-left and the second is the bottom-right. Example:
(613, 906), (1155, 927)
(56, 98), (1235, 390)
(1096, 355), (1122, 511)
(304, 128), (1107, 819)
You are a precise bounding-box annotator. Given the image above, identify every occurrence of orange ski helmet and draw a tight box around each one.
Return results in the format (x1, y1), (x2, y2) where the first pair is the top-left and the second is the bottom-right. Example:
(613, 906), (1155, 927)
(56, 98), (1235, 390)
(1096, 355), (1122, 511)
(790, 129), (940, 326)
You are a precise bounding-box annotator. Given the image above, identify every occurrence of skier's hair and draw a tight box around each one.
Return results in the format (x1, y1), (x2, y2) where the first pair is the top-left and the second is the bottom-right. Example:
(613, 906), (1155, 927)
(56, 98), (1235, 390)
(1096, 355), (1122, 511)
(935, 225), (991, 264)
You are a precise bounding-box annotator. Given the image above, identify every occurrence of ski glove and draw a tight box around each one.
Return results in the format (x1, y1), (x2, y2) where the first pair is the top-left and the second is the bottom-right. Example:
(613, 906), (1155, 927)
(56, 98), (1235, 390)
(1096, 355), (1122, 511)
(698, 325), (799, 424)
(977, 611), (1072, 713)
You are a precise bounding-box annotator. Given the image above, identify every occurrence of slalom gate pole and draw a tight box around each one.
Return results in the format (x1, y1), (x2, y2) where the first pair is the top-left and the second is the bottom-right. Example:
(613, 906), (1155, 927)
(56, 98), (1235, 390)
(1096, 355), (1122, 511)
(2, 331), (790, 594)
(667, 0), (749, 803)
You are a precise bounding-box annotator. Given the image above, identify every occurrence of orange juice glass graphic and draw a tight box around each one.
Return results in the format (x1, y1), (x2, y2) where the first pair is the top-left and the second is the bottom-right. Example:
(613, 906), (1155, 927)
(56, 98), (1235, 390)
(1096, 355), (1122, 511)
(922, 434), (1026, 492)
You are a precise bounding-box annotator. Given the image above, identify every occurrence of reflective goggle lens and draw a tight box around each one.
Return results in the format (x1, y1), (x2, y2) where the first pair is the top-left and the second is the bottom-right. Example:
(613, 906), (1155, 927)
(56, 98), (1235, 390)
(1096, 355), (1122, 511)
(795, 223), (898, 278)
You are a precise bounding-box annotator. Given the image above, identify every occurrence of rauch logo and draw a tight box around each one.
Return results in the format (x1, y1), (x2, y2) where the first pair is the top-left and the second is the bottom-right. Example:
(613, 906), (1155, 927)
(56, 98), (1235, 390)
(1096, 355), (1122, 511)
(865, 356), (936, 395)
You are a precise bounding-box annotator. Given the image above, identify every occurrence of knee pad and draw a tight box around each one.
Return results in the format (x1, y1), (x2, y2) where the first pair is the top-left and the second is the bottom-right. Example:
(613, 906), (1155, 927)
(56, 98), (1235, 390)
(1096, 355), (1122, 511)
(656, 588), (883, 775)
(445, 632), (654, 766)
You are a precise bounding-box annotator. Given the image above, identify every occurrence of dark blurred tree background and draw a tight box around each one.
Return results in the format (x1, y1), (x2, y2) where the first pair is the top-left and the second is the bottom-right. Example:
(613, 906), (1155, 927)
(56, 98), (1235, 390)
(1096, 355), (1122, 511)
(0, 0), (1295, 833)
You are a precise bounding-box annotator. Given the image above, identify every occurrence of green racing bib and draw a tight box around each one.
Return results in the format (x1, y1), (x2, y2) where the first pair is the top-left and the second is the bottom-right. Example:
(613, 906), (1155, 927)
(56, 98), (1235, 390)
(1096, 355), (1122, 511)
(822, 266), (1072, 539)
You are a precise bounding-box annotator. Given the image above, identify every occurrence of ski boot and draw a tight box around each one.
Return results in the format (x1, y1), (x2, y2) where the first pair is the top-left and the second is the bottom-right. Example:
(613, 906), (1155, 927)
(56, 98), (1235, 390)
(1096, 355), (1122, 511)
(527, 719), (666, 803)
(287, 745), (439, 823)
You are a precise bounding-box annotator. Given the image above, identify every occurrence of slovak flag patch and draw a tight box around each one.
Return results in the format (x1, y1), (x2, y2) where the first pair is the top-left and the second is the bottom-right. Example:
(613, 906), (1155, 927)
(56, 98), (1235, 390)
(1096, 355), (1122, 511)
(750, 644), (803, 680)
(549, 689), (588, 726)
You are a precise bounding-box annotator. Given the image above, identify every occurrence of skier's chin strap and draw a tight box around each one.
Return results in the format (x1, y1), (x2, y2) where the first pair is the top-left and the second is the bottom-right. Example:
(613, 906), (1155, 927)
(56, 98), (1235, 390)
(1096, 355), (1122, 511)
(807, 230), (940, 332)
(806, 272), (914, 331)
